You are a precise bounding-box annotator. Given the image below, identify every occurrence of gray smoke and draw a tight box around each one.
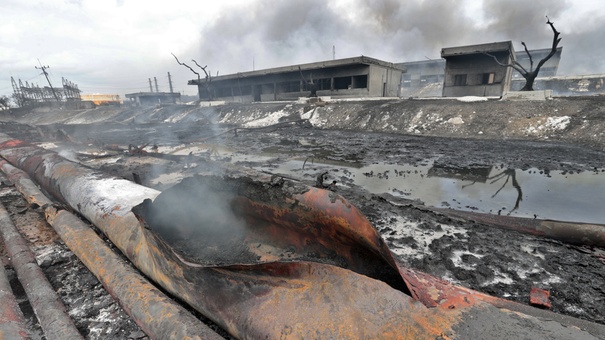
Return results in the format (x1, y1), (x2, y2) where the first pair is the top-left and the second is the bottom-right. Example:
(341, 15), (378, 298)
(182, 0), (603, 77)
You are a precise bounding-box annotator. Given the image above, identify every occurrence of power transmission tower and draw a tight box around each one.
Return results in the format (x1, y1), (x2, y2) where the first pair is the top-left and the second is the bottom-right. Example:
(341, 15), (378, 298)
(35, 60), (60, 102)
(11, 77), (24, 107)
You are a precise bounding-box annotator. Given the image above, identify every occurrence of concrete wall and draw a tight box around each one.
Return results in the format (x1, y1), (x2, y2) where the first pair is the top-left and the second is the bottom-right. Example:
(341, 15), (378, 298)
(401, 75), (605, 99)
(201, 63), (401, 102)
(398, 60), (445, 91)
(368, 65), (402, 97)
(443, 52), (513, 97)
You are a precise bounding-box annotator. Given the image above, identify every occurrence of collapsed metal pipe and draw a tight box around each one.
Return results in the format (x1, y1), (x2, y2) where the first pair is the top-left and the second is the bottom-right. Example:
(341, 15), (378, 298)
(431, 207), (605, 247)
(0, 161), (224, 340)
(0, 198), (83, 340)
(0, 252), (29, 340)
(0, 135), (603, 339)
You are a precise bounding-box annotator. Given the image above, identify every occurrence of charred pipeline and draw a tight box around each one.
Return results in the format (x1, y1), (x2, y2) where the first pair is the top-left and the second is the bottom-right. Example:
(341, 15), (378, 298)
(132, 174), (410, 294)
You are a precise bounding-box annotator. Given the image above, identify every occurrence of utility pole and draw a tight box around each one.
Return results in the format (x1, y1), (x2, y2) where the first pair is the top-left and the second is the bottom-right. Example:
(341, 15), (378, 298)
(35, 60), (60, 102)
(167, 72), (174, 93)
(154, 77), (159, 92)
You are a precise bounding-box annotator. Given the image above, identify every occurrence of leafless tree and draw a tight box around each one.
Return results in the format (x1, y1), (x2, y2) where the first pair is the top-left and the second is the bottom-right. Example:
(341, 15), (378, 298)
(171, 53), (200, 80)
(461, 168), (523, 215)
(191, 60), (215, 100)
(171, 53), (215, 100)
(486, 16), (561, 91)
(298, 66), (317, 97)
(488, 169), (522, 215)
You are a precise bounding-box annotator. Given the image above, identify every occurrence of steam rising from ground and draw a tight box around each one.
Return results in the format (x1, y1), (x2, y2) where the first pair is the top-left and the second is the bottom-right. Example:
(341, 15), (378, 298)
(140, 177), (250, 265)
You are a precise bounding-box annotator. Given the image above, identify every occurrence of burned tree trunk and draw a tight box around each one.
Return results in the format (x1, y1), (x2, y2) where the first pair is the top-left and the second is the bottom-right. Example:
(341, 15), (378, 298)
(298, 66), (318, 98)
(192, 60), (214, 101)
(172, 53), (215, 101)
(520, 68), (539, 91)
(486, 17), (561, 91)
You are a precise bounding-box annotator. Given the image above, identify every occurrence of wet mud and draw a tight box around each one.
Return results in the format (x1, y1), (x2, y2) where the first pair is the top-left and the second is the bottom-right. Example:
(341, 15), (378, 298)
(82, 122), (605, 326)
(0, 113), (604, 331)
(0, 188), (147, 339)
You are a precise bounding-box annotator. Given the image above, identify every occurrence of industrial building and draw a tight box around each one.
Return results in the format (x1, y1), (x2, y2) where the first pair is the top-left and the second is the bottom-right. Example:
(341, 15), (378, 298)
(125, 92), (180, 106)
(398, 59), (446, 90)
(441, 41), (516, 97)
(189, 56), (405, 102)
(399, 46), (562, 97)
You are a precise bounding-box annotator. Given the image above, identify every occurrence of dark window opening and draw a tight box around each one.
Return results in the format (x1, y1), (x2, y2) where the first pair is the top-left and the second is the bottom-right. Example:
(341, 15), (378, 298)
(352, 75), (367, 89)
(334, 76), (352, 90)
(482, 73), (495, 85)
(231, 85), (251, 96)
(216, 87), (231, 97)
(278, 81), (300, 93)
(253, 85), (261, 101)
(315, 78), (331, 91)
(260, 83), (274, 94)
(454, 74), (467, 86)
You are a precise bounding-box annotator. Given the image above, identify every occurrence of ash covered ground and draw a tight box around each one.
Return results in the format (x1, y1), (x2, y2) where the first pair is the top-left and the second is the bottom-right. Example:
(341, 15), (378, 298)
(1, 97), (604, 337)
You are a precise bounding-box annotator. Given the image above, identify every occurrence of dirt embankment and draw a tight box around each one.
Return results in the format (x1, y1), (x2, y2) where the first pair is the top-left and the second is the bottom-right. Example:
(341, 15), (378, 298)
(4, 96), (605, 150)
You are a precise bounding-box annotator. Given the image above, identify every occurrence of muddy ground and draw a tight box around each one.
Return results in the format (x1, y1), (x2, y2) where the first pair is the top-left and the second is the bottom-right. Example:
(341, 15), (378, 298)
(0, 97), (604, 337)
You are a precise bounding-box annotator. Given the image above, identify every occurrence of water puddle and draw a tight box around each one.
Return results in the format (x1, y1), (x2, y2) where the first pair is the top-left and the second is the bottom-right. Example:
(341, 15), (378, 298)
(147, 143), (605, 224)
(252, 158), (605, 225)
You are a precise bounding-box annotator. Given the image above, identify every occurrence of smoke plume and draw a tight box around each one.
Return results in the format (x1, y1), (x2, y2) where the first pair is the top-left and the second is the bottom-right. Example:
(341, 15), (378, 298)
(186, 0), (603, 77)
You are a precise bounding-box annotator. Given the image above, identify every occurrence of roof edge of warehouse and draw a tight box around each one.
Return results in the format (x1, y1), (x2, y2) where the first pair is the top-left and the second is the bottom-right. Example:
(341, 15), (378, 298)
(441, 41), (515, 58)
(188, 55), (405, 85)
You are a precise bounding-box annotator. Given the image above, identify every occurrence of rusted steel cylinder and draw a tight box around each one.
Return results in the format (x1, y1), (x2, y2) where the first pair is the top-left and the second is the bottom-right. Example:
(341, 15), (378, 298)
(0, 202), (83, 340)
(0, 161), (224, 340)
(0, 254), (30, 339)
(46, 208), (225, 340)
(433, 208), (605, 247)
(0, 135), (604, 339)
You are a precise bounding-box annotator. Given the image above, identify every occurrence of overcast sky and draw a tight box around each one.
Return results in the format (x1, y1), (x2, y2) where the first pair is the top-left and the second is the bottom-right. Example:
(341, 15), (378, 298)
(2, 0), (604, 98)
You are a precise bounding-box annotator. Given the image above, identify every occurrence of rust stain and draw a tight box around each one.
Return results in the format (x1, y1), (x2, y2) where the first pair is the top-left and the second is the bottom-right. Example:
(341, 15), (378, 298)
(0, 139), (26, 149)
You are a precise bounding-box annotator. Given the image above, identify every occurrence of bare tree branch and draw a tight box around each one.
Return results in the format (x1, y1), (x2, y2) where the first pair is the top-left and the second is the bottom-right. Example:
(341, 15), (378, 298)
(534, 16), (561, 72)
(484, 16), (561, 91)
(521, 42), (533, 72)
(191, 59), (215, 100)
(191, 60), (210, 80)
(298, 66), (317, 97)
(171, 53), (200, 80)
(484, 52), (528, 74)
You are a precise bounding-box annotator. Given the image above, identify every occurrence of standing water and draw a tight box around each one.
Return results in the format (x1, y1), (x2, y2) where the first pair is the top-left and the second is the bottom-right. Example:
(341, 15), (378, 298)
(254, 159), (605, 225)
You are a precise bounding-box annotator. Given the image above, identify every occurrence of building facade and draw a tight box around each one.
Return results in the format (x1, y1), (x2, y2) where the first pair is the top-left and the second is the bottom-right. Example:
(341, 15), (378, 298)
(441, 41), (516, 97)
(189, 56), (404, 102)
(398, 47), (562, 98)
(125, 92), (180, 106)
